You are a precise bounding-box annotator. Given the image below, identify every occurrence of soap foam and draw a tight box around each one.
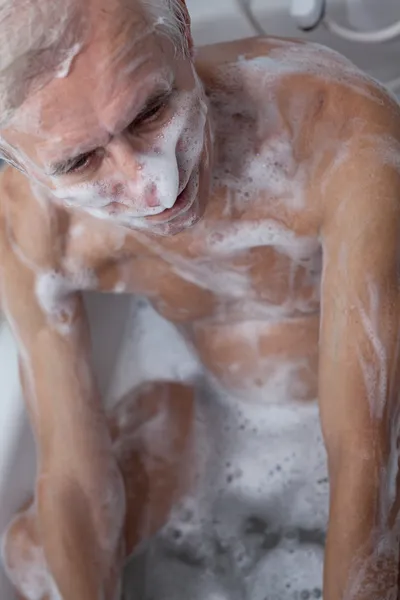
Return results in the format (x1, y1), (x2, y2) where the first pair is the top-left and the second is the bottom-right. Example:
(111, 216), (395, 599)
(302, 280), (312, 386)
(35, 268), (97, 335)
(5, 38), (392, 600)
(237, 41), (387, 103)
(50, 82), (207, 229)
(104, 298), (328, 600)
(208, 67), (308, 214)
(1, 509), (62, 600)
(55, 42), (83, 79)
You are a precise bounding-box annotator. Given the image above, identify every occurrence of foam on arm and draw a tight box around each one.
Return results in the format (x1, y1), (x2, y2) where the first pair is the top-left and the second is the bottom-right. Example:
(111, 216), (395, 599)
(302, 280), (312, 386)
(319, 131), (400, 599)
(0, 217), (125, 600)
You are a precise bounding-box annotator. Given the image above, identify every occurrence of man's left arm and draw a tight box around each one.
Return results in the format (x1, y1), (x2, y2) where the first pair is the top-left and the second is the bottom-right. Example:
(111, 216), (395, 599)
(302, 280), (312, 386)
(320, 136), (400, 600)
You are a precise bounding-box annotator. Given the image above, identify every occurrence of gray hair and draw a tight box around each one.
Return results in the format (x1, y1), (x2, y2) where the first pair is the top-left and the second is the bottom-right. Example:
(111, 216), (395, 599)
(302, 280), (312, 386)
(0, 0), (188, 130)
(144, 0), (190, 55)
(0, 0), (88, 128)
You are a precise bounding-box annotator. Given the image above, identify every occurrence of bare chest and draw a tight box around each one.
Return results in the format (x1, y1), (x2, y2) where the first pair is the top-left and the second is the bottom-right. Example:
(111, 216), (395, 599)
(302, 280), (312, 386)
(69, 186), (321, 331)
(66, 74), (326, 323)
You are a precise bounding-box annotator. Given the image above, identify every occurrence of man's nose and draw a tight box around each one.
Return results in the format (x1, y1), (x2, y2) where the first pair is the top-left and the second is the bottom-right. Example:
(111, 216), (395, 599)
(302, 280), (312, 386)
(111, 139), (143, 181)
(110, 139), (160, 207)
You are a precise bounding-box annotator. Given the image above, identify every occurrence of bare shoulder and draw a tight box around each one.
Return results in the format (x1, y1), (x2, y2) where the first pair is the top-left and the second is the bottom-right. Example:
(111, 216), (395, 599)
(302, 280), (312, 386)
(0, 165), (27, 243)
(196, 35), (398, 126)
(0, 165), (71, 270)
(197, 35), (380, 88)
(320, 84), (400, 239)
(195, 35), (315, 67)
(0, 163), (25, 210)
(197, 36), (400, 227)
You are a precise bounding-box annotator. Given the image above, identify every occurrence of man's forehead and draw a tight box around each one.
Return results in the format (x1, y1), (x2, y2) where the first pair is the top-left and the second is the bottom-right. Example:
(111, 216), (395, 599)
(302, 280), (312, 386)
(8, 0), (163, 124)
(13, 66), (173, 166)
(15, 56), (170, 135)
(2, 1), (177, 169)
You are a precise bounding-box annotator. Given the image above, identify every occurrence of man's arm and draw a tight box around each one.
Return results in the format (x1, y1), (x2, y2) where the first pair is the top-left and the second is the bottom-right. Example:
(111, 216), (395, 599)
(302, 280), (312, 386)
(320, 130), (400, 599)
(0, 227), (125, 599)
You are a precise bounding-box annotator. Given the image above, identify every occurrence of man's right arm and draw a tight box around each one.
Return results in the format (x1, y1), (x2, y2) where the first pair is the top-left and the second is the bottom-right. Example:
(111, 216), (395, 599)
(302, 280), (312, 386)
(0, 219), (125, 599)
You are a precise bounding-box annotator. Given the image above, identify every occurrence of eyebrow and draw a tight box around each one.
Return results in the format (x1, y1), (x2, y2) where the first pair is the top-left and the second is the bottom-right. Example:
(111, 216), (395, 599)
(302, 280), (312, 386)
(47, 81), (174, 177)
(133, 87), (173, 125)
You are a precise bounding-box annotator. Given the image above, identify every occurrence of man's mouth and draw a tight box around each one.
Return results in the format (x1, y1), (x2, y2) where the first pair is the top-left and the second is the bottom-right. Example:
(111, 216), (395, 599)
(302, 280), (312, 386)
(98, 168), (199, 228)
(145, 170), (198, 224)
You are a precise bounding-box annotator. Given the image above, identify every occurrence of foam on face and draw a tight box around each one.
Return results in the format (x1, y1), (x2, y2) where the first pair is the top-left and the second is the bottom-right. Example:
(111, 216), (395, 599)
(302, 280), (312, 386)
(44, 15), (202, 225)
(55, 42), (83, 79)
(48, 82), (207, 226)
(0, 2), (207, 235)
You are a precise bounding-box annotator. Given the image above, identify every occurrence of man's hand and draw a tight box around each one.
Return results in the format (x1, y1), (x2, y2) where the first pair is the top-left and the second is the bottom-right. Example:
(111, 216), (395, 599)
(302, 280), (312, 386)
(320, 100), (400, 599)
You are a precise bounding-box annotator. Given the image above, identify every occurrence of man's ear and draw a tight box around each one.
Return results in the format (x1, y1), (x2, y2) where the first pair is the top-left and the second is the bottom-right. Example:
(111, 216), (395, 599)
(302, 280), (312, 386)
(177, 0), (194, 55)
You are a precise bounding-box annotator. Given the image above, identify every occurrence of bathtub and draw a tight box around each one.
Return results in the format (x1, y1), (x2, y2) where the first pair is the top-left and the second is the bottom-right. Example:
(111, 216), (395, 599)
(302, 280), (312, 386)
(1, 1), (400, 598)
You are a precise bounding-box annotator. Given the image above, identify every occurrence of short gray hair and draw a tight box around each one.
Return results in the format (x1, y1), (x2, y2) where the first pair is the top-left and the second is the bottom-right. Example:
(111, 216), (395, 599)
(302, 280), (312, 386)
(0, 0), (87, 128)
(0, 0), (188, 130)
(144, 0), (190, 55)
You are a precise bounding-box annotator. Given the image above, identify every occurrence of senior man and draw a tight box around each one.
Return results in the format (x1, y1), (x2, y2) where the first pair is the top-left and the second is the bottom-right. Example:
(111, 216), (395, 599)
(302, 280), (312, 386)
(1, 0), (400, 598)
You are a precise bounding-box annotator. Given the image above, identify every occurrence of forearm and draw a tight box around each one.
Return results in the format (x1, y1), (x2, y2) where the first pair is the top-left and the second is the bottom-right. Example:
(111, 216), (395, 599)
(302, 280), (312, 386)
(27, 323), (125, 598)
(324, 458), (399, 600)
(36, 417), (125, 598)
(37, 472), (107, 599)
(0, 243), (126, 597)
(36, 444), (125, 600)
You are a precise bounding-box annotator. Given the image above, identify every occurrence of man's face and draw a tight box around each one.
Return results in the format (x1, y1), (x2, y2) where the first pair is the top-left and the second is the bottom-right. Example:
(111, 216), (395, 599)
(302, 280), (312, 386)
(1, 0), (212, 236)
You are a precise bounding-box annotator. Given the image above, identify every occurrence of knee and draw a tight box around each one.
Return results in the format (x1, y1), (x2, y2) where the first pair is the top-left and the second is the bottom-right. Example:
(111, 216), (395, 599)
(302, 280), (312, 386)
(2, 506), (48, 600)
(109, 381), (196, 448)
(108, 382), (196, 554)
(141, 381), (195, 436)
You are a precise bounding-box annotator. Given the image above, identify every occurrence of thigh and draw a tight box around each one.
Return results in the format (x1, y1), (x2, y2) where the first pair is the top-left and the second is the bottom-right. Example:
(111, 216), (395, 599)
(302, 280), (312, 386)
(109, 381), (196, 555)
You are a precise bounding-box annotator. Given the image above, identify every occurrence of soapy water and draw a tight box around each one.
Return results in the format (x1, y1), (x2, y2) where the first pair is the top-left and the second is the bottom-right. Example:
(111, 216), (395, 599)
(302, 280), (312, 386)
(105, 298), (329, 600)
(1, 295), (328, 600)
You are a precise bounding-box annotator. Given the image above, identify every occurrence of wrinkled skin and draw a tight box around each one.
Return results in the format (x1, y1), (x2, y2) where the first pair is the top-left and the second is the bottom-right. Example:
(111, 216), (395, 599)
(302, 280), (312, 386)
(2, 0), (400, 599)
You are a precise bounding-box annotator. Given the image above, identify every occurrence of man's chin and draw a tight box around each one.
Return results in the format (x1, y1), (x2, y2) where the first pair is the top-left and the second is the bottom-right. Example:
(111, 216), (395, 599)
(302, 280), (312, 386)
(141, 204), (203, 237)
(115, 199), (202, 237)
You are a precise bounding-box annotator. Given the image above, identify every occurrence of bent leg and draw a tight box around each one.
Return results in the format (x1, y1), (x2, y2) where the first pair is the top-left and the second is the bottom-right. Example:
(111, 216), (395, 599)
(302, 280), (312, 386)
(2, 381), (195, 600)
(1, 503), (50, 600)
(109, 380), (196, 554)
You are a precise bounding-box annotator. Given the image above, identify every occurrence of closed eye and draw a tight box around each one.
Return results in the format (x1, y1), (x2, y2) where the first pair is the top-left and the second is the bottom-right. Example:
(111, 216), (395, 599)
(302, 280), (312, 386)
(65, 151), (97, 175)
(52, 90), (175, 176)
(132, 91), (173, 129)
(136, 102), (165, 124)
(62, 150), (98, 175)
